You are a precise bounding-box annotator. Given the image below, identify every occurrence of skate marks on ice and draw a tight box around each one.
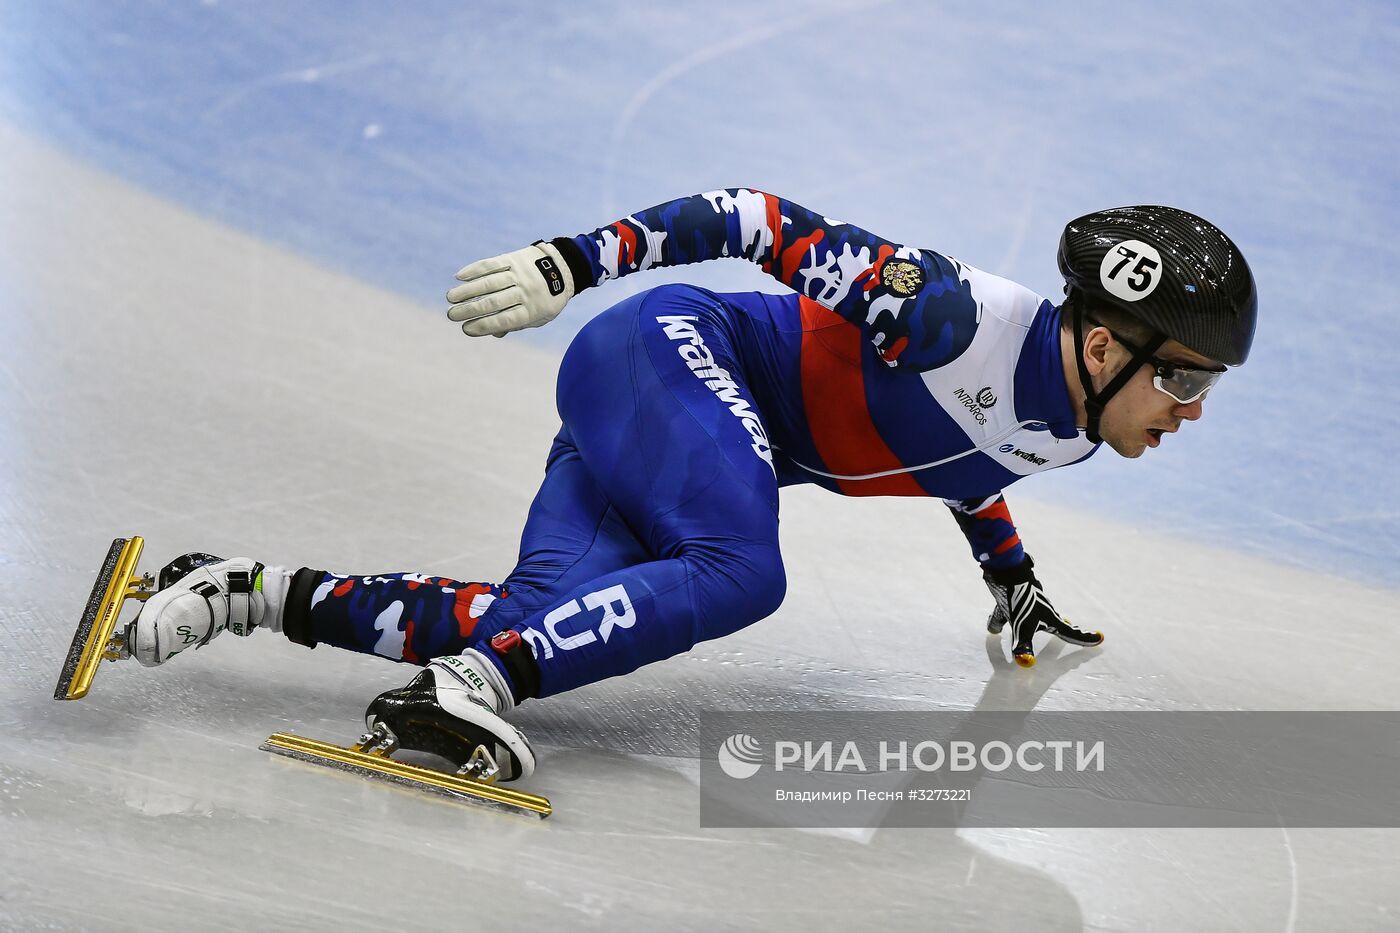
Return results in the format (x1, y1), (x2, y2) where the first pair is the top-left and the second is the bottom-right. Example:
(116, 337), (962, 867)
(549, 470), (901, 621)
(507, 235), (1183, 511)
(9, 608), (1078, 930)
(0, 729), (1085, 931)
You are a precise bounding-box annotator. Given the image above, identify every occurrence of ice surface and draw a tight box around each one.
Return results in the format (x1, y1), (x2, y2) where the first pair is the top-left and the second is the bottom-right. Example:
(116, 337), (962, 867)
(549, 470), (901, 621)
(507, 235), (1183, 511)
(1, 4), (1398, 930)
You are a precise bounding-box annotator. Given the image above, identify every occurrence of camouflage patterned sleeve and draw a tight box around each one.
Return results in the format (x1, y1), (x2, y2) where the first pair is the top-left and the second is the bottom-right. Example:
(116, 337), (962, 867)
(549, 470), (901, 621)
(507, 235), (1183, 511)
(559, 188), (980, 371)
(943, 494), (1026, 571)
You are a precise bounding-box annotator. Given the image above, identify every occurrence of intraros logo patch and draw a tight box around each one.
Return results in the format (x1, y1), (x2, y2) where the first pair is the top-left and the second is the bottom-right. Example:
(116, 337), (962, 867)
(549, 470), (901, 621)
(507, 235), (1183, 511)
(953, 386), (996, 426)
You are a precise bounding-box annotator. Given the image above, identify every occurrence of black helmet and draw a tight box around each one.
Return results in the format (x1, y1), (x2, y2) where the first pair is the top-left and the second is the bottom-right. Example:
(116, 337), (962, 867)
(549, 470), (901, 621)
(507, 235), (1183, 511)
(1058, 206), (1257, 366)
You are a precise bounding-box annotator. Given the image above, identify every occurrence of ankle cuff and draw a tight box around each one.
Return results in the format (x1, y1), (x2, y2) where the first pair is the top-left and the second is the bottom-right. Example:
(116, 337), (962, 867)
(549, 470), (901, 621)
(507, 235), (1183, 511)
(282, 568), (326, 648)
(256, 566), (292, 632)
(449, 649), (515, 715)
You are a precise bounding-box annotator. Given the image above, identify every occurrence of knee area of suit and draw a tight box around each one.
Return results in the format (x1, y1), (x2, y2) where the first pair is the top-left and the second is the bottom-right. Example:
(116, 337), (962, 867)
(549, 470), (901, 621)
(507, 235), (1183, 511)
(747, 567), (787, 622)
(687, 547), (787, 634)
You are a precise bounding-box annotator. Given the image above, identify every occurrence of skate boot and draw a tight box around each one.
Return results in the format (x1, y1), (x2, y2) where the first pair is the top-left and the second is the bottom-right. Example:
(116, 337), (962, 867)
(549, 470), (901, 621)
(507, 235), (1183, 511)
(129, 552), (291, 666)
(262, 637), (548, 815)
(365, 649), (537, 782)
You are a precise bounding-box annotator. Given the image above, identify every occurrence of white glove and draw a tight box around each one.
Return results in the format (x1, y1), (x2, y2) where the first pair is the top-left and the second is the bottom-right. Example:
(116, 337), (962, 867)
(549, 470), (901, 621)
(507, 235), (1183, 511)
(447, 241), (575, 337)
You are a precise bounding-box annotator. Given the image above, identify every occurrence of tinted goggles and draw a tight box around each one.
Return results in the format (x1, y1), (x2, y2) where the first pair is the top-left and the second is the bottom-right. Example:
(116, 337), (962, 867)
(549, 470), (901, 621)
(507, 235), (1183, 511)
(1107, 330), (1225, 405)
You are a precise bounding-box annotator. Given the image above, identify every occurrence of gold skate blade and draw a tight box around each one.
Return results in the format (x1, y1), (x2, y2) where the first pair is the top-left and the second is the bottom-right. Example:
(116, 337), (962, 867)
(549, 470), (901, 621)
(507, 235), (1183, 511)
(55, 536), (149, 701)
(260, 732), (553, 819)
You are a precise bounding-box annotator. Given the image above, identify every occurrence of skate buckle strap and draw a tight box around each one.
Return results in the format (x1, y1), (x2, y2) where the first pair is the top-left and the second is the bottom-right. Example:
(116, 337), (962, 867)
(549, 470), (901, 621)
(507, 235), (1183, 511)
(190, 581), (222, 648)
(226, 570), (253, 636)
(490, 629), (541, 703)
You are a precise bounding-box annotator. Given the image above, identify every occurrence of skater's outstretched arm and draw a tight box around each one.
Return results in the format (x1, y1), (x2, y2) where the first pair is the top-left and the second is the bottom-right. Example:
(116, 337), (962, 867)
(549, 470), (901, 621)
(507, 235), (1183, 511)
(944, 494), (1103, 667)
(447, 189), (980, 372)
(944, 494), (1024, 572)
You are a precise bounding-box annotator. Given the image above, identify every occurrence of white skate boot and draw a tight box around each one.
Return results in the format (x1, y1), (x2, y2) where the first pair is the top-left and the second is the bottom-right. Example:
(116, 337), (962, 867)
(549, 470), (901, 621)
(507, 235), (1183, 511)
(129, 553), (291, 666)
(364, 650), (537, 781)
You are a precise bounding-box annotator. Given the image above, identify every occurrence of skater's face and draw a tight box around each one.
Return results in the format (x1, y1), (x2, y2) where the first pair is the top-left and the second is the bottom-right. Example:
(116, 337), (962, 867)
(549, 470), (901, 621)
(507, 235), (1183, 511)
(1077, 326), (1221, 458)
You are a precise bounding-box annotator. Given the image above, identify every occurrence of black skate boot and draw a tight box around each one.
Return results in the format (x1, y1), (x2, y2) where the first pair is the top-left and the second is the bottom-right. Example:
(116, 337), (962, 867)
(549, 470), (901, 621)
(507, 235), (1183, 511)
(365, 649), (537, 782)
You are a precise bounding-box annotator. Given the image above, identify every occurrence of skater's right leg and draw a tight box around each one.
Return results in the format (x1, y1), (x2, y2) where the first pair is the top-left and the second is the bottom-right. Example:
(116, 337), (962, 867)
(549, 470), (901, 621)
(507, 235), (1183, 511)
(270, 286), (787, 779)
(457, 284), (788, 698)
(356, 285), (785, 702)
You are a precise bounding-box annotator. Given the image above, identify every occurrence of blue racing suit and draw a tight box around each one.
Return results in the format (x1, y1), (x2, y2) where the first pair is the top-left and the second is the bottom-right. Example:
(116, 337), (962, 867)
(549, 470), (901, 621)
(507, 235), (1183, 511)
(290, 190), (1098, 698)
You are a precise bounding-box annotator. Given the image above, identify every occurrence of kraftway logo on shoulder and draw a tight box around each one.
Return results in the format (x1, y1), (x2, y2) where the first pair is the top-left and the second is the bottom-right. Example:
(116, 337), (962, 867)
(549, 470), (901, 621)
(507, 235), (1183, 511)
(998, 443), (1049, 466)
(953, 386), (997, 425)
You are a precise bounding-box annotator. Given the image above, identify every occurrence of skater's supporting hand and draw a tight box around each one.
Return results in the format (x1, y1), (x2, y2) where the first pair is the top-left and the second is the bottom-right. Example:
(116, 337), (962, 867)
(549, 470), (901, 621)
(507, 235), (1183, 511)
(982, 556), (1102, 668)
(447, 241), (576, 337)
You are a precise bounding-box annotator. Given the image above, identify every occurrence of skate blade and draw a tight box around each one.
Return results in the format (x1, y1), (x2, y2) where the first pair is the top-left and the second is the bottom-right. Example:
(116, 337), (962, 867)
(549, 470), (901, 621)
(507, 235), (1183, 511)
(260, 732), (553, 819)
(54, 536), (155, 701)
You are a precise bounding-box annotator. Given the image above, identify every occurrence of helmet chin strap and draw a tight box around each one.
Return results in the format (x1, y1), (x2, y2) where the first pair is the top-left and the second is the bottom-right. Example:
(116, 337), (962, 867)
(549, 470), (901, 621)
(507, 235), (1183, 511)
(1072, 300), (1166, 444)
